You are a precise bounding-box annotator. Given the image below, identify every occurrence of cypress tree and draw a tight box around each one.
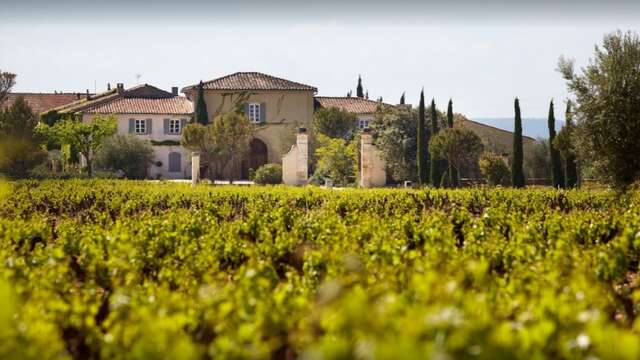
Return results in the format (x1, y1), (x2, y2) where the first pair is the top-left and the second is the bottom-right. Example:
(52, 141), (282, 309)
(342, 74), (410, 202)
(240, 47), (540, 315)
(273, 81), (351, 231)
(446, 98), (459, 187)
(417, 89), (428, 185)
(400, 92), (406, 105)
(429, 99), (440, 187)
(511, 98), (525, 188)
(564, 101), (579, 188)
(194, 80), (209, 125)
(548, 100), (564, 188)
(356, 75), (364, 98)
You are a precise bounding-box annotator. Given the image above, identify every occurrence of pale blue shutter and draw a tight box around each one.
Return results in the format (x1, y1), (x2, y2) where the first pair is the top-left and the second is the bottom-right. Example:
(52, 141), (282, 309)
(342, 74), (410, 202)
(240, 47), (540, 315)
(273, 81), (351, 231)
(259, 103), (266, 123)
(243, 103), (250, 117)
(129, 119), (135, 133)
(180, 119), (187, 134)
(163, 119), (170, 134)
(146, 119), (153, 135)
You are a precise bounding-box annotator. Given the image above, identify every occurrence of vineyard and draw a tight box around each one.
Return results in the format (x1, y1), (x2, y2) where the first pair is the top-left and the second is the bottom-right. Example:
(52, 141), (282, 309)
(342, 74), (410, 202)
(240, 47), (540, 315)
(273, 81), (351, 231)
(1, 180), (640, 359)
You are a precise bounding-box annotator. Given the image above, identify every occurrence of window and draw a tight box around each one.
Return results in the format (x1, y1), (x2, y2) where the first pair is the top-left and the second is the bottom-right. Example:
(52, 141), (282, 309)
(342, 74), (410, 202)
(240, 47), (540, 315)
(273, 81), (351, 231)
(169, 119), (180, 134)
(135, 119), (147, 134)
(248, 103), (261, 123)
(358, 119), (370, 130)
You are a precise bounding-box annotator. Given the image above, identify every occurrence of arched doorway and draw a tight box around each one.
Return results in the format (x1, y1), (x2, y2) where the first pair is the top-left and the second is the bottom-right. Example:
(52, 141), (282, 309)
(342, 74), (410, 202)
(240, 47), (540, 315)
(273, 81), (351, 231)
(241, 138), (268, 179)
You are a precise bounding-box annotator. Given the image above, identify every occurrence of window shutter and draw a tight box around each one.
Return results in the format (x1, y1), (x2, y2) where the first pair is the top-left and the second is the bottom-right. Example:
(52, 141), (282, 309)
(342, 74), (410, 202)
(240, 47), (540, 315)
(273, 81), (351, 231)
(244, 103), (250, 116)
(146, 119), (153, 135)
(163, 119), (170, 134)
(180, 119), (187, 134)
(129, 119), (135, 133)
(260, 103), (266, 123)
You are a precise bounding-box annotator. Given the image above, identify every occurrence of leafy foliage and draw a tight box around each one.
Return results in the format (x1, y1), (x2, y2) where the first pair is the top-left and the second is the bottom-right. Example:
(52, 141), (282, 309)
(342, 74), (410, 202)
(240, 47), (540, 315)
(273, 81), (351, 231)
(512, 98), (525, 188)
(181, 112), (253, 180)
(548, 100), (565, 188)
(417, 90), (428, 185)
(37, 115), (117, 177)
(253, 163), (282, 185)
(193, 81), (209, 126)
(429, 127), (484, 182)
(479, 152), (511, 186)
(95, 135), (155, 179)
(0, 69), (16, 104)
(1, 181), (640, 358)
(370, 103), (417, 183)
(558, 30), (640, 188)
(312, 107), (357, 140)
(0, 96), (47, 177)
(313, 134), (358, 186)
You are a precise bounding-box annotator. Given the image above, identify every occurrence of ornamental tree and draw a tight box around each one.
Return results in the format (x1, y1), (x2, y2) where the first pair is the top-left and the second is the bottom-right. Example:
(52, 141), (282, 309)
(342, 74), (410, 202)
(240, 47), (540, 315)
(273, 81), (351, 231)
(37, 115), (117, 177)
(429, 127), (484, 185)
(558, 30), (640, 188)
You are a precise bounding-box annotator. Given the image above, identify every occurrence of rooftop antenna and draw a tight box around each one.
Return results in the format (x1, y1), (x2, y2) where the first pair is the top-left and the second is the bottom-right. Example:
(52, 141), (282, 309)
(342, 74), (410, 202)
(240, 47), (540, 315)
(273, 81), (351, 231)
(135, 73), (142, 85)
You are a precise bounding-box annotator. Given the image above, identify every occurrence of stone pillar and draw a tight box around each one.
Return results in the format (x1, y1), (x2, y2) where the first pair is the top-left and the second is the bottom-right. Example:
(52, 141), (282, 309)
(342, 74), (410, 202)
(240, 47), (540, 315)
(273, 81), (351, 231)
(282, 128), (308, 185)
(191, 152), (200, 186)
(360, 130), (386, 188)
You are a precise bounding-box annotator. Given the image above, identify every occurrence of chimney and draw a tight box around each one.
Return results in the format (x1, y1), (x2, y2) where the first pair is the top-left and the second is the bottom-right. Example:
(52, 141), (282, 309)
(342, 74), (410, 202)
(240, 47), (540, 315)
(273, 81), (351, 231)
(171, 87), (179, 96)
(116, 83), (124, 94)
(107, 83), (111, 91)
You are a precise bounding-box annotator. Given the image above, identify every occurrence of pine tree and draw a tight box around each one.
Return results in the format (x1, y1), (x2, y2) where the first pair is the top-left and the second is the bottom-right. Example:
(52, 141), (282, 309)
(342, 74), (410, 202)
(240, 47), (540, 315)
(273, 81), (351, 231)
(194, 81), (209, 125)
(400, 92), (406, 105)
(564, 101), (579, 188)
(511, 98), (525, 188)
(548, 100), (564, 188)
(446, 98), (459, 187)
(429, 99), (440, 186)
(356, 75), (364, 98)
(417, 89), (428, 185)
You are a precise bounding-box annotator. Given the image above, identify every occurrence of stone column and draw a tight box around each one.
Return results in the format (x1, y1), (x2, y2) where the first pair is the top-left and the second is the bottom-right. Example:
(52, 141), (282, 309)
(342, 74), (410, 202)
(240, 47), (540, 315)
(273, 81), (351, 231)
(191, 152), (200, 186)
(296, 128), (308, 185)
(360, 129), (386, 188)
(282, 128), (309, 185)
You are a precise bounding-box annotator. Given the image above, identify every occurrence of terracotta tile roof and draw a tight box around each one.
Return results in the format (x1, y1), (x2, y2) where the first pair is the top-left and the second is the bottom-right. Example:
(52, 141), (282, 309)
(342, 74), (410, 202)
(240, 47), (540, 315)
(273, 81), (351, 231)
(2, 93), (84, 114)
(85, 97), (193, 115)
(314, 96), (392, 114)
(51, 84), (192, 115)
(183, 72), (317, 92)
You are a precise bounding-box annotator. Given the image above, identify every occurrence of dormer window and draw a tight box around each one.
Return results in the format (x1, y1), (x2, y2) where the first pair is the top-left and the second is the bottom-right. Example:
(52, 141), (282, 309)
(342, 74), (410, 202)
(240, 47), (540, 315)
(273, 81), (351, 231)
(248, 103), (261, 123)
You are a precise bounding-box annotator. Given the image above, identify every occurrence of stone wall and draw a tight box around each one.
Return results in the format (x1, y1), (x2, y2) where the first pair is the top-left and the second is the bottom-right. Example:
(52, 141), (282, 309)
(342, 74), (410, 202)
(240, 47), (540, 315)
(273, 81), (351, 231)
(282, 129), (309, 186)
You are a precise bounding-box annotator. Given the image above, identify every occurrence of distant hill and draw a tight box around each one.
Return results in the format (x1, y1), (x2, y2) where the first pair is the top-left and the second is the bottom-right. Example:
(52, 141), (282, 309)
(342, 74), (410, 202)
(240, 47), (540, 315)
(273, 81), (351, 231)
(472, 118), (564, 139)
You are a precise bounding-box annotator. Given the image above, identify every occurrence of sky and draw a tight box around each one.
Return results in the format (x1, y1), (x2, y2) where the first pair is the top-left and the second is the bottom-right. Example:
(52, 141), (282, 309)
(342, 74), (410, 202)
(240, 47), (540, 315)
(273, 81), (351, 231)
(1, 0), (639, 119)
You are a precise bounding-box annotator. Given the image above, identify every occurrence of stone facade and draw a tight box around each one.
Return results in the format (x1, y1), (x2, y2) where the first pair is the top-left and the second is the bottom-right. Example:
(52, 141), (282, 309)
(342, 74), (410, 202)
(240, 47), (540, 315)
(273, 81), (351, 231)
(282, 129), (309, 186)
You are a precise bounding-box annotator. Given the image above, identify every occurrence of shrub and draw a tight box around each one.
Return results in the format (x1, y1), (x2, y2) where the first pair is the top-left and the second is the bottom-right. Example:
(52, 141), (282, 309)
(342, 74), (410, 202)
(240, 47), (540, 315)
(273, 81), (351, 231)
(95, 134), (154, 179)
(479, 152), (511, 186)
(313, 134), (358, 186)
(253, 163), (282, 184)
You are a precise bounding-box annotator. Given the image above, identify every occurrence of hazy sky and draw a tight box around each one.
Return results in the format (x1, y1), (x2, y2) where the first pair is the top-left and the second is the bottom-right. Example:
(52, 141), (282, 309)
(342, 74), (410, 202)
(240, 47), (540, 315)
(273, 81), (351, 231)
(1, 0), (638, 118)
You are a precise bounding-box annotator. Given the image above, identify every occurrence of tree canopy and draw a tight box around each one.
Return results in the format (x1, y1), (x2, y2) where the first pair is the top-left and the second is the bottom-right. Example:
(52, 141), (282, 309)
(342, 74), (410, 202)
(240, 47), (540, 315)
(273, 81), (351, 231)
(558, 30), (640, 188)
(312, 107), (357, 140)
(429, 127), (484, 183)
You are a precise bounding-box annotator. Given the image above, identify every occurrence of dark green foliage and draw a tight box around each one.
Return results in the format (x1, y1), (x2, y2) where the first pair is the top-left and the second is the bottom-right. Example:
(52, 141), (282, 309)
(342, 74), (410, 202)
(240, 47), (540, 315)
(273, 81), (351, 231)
(95, 134), (155, 179)
(312, 107), (357, 140)
(558, 31), (640, 188)
(369, 105), (417, 182)
(194, 81), (209, 126)
(511, 98), (525, 188)
(400, 92), (406, 105)
(446, 98), (458, 187)
(417, 90), (428, 185)
(253, 163), (283, 184)
(479, 152), (511, 186)
(547, 101), (565, 188)
(356, 75), (364, 98)
(0, 96), (47, 177)
(563, 101), (579, 187)
(429, 99), (440, 187)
